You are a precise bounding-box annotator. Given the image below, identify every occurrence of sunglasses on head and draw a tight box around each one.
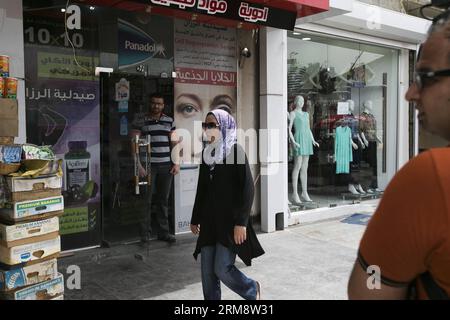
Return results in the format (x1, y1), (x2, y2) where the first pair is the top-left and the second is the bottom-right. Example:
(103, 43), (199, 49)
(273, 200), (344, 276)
(202, 122), (220, 130)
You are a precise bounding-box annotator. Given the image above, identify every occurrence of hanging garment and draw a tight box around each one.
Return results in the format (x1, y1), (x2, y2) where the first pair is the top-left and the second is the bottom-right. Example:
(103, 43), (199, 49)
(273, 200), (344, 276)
(293, 111), (314, 156)
(360, 112), (377, 142)
(335, 126), (353, 174)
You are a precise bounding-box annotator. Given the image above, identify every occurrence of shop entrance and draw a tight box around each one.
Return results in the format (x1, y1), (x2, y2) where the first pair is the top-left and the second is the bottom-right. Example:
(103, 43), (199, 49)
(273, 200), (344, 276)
(100, 72), (174, 246)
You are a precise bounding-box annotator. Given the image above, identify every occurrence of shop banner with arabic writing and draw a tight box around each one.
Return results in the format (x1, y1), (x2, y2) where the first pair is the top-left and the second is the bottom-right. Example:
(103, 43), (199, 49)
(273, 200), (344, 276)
(134, 0), (297, 30)
(24, 12), (101, 250)
(174, 19), (237, 158)
(173, 19), (237, 233)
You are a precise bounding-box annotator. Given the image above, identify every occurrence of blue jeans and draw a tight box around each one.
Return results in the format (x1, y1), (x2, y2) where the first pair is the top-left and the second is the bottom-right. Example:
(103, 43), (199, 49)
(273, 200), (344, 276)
(201, 243), (257, 300)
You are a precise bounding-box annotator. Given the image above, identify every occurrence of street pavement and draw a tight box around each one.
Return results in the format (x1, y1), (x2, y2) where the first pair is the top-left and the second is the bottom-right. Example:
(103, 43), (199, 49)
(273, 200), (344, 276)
(58, 205), (377, 300)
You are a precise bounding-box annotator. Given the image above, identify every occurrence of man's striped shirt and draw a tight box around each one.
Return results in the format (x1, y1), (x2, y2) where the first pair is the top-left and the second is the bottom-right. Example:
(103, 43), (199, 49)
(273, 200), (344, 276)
(132, 113), (175, 166)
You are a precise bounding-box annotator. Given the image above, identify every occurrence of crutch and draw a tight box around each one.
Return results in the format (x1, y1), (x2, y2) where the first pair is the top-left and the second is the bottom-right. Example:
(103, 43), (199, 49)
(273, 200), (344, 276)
(133, 135), (151, 195)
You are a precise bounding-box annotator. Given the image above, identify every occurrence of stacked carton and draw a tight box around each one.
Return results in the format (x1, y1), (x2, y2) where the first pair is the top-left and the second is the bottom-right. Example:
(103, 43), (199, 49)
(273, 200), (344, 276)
(0, 99), (64, 300)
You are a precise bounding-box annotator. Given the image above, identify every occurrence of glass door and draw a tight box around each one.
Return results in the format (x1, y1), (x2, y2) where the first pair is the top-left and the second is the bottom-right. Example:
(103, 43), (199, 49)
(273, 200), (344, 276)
(100, 72), (174, 246)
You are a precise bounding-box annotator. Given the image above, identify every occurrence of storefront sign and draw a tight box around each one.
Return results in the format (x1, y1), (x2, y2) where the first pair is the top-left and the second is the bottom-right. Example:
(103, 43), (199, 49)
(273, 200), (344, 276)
(118, 15), (174, 75)
(144, 0), (298, 30)
(174, 19), (237, 234)
(118, 19), (168, 68)
(174, 20), (237, 86)
(24, 12), (101, 250)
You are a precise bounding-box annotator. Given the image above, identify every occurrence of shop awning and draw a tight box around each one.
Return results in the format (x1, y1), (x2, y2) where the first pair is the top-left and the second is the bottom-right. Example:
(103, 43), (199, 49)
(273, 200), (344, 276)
(76, 0), (329, 30)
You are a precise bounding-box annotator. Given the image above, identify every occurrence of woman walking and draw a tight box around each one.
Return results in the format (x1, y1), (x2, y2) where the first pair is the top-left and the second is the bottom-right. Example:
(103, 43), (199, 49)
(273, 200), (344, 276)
(190, 109), (265, 300)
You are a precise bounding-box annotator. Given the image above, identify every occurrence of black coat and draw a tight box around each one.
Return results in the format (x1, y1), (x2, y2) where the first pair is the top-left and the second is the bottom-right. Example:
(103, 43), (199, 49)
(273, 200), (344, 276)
(191, 144), (265, 266)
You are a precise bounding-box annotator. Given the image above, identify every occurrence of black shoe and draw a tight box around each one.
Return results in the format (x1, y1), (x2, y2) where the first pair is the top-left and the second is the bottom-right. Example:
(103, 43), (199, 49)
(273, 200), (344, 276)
(157, 234), (176, 244)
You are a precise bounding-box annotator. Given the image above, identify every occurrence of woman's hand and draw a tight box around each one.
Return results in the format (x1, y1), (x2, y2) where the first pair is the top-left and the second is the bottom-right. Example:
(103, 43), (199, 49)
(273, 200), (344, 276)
(190, 224), (200, 235)
(234, 226), (247, 245)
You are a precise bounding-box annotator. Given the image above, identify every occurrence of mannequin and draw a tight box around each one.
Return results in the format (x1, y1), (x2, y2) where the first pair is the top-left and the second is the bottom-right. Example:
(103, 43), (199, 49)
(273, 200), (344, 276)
(346, 100), (366, 195)
(287, 110), (292, 206)
(360, 100), (382, 193)
(289, 96), (319, 204)
(347, 100), (365, 149)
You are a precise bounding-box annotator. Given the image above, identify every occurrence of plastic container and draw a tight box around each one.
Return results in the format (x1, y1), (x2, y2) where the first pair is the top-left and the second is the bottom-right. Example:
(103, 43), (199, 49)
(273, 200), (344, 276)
(64, 141), (90, 190)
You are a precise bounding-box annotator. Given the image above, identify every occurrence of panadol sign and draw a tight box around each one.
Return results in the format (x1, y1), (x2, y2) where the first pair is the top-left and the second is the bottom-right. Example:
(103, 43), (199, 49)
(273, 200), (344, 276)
(118, 19), (166, 69)
(124, 40), (157, 53)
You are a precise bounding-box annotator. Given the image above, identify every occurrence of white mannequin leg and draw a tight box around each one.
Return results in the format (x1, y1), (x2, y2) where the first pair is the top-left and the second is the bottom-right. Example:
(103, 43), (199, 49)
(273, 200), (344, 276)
(291, 156), (302, 204)
(348, 184), (360, 195)
(356, 184), (366, 194)
(300, 156), (312, 202)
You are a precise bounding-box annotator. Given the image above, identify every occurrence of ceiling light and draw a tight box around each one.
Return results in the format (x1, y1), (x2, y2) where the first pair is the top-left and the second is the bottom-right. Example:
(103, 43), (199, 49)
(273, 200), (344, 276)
(302, 37), (311, 41)
(61, 8), (66, 12)
(293, 32), (301, 35)
(89, 6), (95, 10)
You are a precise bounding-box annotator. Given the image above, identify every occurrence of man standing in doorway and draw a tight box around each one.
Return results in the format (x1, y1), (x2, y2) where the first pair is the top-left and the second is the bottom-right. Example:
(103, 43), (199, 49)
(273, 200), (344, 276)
(131, 93), (180, 244)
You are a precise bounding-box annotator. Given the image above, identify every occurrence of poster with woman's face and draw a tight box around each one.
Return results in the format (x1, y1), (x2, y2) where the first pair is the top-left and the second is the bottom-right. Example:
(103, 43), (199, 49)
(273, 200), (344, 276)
(174, 20), (237, 163)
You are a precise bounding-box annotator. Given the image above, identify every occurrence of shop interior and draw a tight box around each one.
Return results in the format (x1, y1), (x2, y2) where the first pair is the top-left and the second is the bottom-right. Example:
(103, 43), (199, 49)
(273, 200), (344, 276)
(287, 31), (399, 211)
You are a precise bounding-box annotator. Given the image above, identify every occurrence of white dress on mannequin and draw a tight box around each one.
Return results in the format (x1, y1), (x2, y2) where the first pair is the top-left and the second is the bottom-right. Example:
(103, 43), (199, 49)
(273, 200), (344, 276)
(289, 96), (319, 204)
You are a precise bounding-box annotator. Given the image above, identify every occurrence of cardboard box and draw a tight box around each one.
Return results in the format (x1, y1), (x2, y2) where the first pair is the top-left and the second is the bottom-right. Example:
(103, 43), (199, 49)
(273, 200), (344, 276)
(0, 272), (64, 300)
(0, 258), (58, 292)
(0, 216), (60, 248)
(0, 253), (59, 270)
(0, 196), (64, 222)
(6, 175), (62, 202)
(0, 236), (60, 265)
(0, 99), (18, 137)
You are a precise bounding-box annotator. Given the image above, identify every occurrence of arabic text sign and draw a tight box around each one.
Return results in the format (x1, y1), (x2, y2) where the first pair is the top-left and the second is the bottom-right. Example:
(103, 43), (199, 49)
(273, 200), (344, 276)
(146, 0), (297, 30)
(26, 87), (96, 103)
(176, 67), (236, 86)
(60, 206), (89, 235)
(174, 20), (236, 76)
(38, 52), (99, 81)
